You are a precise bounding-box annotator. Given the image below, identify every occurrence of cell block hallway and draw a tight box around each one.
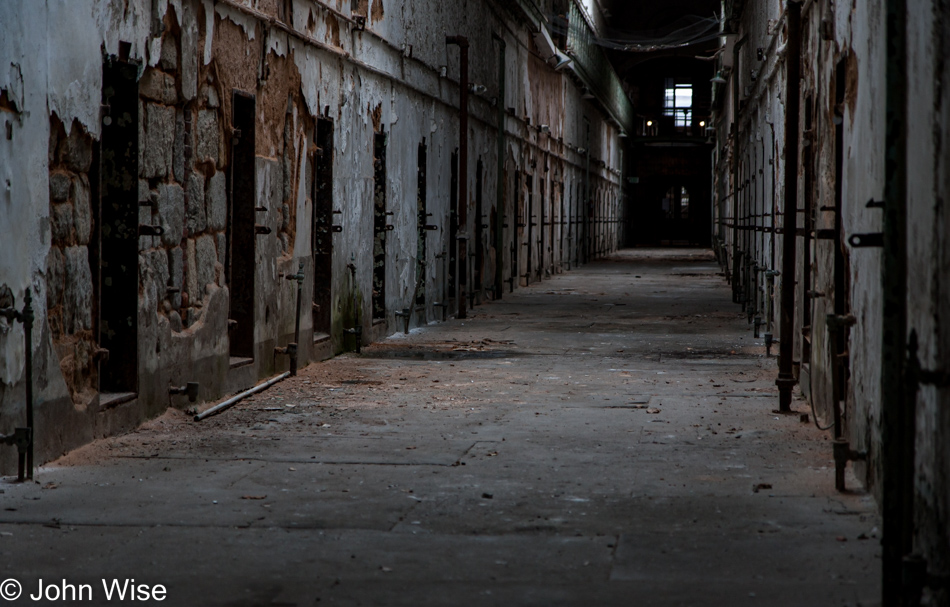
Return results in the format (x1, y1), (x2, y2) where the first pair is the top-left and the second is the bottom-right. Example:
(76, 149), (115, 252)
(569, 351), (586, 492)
(0, 1), (948, 605)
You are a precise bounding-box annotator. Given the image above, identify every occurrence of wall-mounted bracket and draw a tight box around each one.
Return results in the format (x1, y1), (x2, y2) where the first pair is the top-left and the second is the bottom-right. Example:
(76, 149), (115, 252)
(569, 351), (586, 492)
(903, 555), (950, 604)
(394, 308), (411, 334)
(139, 225), (164, 236)
(169, 382), (200, 403)
(848, 233), (884, 247)
(432, 302), (448, 321)
(0, 427), (32, 482)
(833, 438), (867, 492)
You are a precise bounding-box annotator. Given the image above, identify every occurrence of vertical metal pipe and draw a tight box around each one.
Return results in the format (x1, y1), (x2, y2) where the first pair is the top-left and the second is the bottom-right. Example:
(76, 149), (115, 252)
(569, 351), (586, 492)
(881, 0), (909, 601)
(715, 147), (723, 248)
(291, 261), (303, 376)
(768, 121), (776, 273)
(776, 1), (802, 413)
(24, 288), (34, 479)
(447, 36), (469, 319)
(760, 134), (767, 306)
(492, 33), (506, 300)
(584, 121), (591, 263)
(353, 279), (361, 354)
(540, 174), (545, 279)
(731, 37), (746, 303)
(744, 153), (751, 312)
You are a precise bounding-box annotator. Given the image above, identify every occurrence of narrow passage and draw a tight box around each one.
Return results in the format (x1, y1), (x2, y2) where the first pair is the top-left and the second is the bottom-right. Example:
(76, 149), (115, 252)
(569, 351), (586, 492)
(1, 249), (879, 606)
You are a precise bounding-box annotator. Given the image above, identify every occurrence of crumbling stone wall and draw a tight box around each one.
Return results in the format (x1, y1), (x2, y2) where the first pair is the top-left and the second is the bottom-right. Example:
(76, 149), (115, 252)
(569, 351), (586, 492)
(137, 12), (230, 337)
(46, 118), (97, 408)
(0, 0), (626, 476)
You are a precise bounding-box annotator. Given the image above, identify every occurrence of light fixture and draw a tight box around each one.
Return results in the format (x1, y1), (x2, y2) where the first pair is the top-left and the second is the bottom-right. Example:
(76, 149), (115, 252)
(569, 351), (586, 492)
(619, 131), (628, 138)
(581, 88), (595, 100)
(552, 51), (573, 71)
(468, 83), (488, 95)
(711, 73), (727, 84)
(699, 120), (706, 127)
(646, 120), (653, 127)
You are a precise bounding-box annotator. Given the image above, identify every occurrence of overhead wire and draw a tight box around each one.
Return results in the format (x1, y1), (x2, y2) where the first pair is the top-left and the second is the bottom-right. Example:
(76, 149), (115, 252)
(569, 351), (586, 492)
(548, 13), (722, 53)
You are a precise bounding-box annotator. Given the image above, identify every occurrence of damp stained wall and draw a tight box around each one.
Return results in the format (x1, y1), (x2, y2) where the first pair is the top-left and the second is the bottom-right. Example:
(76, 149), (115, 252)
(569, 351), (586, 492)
(714, 0), (950, 583)
(0, 0), (626, 473)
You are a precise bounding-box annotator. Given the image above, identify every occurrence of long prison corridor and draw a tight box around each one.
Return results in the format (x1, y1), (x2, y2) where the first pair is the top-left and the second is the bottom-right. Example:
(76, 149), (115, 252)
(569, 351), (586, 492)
(1, 250), (879, 605)
(2, 0), (950, 605)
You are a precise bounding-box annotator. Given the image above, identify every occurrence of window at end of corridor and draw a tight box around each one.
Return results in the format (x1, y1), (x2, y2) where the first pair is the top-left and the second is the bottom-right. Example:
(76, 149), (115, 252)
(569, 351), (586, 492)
(664, 79), (693, 129)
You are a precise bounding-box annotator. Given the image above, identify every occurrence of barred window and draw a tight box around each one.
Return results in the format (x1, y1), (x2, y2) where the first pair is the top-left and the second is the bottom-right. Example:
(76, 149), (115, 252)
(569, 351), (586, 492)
(663, 79), (693, 129)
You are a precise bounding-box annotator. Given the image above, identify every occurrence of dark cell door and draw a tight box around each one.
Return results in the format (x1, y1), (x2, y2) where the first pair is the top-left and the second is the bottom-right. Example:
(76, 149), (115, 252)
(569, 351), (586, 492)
(312, 118), (334, 337)
(415, 141), (428, 313)
(99, 58), (140, 394)
(372, 132), (388, 321)
(228, 91), (256, 359)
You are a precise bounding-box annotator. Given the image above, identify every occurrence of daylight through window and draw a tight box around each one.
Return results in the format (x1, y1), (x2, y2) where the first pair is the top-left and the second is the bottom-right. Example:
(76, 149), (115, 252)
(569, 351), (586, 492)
(663, 79), (693, 128)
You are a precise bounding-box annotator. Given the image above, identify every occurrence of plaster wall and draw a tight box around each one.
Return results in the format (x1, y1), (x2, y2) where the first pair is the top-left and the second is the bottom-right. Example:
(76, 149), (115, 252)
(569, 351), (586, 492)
(0, 0), (625, 473)
(714, 0), (950, 587)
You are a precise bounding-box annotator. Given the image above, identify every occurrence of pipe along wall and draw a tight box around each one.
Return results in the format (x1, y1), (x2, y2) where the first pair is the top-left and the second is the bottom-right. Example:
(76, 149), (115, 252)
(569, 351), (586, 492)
(0, 0), (626, 475)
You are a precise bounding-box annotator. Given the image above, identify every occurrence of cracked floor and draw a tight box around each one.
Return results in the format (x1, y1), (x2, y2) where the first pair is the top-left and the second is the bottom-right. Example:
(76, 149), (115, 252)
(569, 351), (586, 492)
(0, 249), (880, 606)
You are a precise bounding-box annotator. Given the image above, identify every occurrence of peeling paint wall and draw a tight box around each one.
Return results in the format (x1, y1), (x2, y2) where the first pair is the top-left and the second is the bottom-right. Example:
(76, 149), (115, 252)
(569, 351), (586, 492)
(0, 0), (624, 473)
(906, 0), (950, 590)
(713, 0), (950, 586)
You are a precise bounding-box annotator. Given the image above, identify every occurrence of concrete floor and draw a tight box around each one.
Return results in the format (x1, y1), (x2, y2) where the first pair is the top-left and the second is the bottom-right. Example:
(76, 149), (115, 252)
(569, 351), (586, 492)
(0, 249), (880, 606)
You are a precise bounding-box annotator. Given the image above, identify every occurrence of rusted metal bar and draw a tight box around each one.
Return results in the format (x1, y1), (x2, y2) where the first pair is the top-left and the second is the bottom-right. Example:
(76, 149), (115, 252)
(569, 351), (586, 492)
(446, 35), (469, 319)
(0, 428), (31, 482)
(23, 288), (33, 478)
(0, 289), (34, 480)
(848, 233), (884, 247)
(827, 313), (858, 490)
(276, 260), (305, 376)
(897, 331), (950, 604)
(344, 262), (361, 353)
(168, 382), (200, 403)
(492, 33), (506, 299)
(194, 372), (291, 421)
(394, 308), (411, 334)
(731, 35), (747, 303)
(880, 0), (909, 599)
(903, 554), (950, 605)
(776, 1), (801, 413)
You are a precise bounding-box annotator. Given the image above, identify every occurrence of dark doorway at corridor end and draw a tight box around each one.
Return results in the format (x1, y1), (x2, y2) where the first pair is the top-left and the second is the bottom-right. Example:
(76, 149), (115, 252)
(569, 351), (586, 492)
(628, 142), (712, 246)
(619, 58), (714, 248)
